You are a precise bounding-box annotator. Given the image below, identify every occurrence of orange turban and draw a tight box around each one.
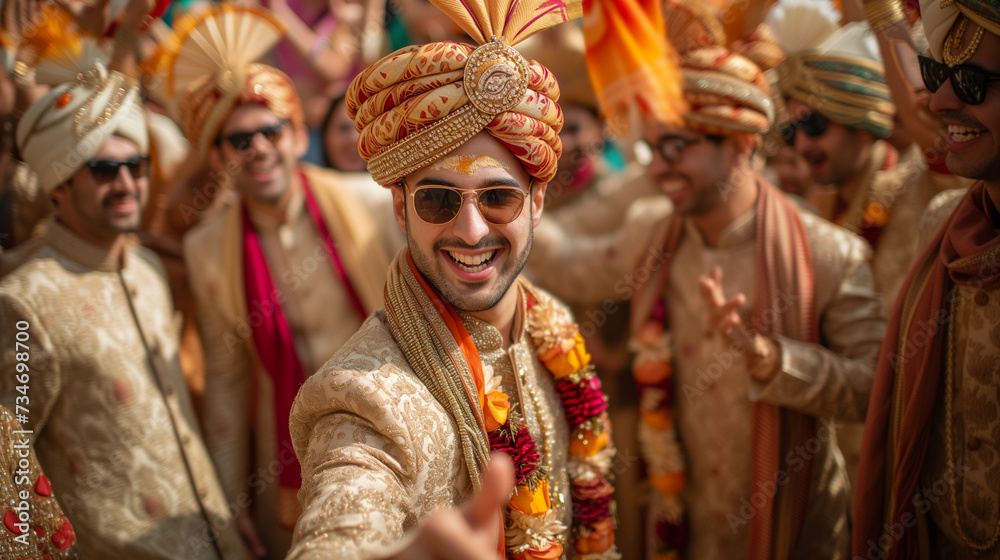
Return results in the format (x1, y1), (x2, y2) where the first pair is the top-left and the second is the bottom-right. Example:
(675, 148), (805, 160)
(151, 4), (301, 157)
(346, 0), (582, 186)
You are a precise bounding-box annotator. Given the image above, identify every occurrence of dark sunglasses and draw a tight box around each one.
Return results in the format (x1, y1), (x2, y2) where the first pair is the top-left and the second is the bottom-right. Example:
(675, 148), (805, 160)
(85, 156), (150, 183)
(401, 178), (529, 225)
(782, 111), (829, 146)
(918, 55), (1000, 106)
(639, 134), (723, 164)
(217, 120), (289, 151)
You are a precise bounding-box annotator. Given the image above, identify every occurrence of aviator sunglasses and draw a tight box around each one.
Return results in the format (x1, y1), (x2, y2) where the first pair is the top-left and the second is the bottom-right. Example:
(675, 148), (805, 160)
(781, 111), (829, 146)
(216, 119), (289, 151)
(918, 55), (1000, 105)
(401, 178), (530, 225)
(85, 155), (150, 183)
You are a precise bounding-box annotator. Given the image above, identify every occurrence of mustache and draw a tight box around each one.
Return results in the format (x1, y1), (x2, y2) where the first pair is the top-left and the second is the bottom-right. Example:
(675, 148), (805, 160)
(434, 236), (511, 253)
(102, 193), (138, 208)
(937, 110), (985, 129)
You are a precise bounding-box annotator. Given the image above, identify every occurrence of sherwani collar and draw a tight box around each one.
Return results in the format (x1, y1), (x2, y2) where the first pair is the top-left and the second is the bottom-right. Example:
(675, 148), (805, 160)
(244, 182), (305, 234)
(45, 217), (132, 272)
(684, 205), (758, 251)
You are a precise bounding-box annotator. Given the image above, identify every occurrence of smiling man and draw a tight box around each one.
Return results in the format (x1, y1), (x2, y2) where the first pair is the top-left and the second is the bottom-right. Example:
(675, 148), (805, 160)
(285, 0), (621, 559)
(853, 1), (1000, 558)
(777, 22), (942, 316)
(159, 6), (390, 558)
(530, 1), (888, 557)
(0, 61), (250, 559)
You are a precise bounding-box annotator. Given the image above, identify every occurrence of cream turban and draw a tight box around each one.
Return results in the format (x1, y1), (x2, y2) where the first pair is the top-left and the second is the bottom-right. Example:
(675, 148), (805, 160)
(777, 22), (895, 138)
(920, 0), (1000, 61)
(346, 0), (582, 186)
(16, 62), (148, 193)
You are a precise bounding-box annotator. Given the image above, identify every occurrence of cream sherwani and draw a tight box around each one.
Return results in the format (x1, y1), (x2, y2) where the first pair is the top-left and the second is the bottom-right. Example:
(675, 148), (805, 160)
(184, 163), (389, 559)
(0, 219), (250, 560)
(286, 287), (574, 559)
(531, 189), (885, 559)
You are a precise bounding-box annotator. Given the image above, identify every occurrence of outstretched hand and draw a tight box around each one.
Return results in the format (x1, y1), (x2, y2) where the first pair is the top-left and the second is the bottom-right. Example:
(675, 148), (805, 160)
(698, 266), (781, 382)
(384, 453), (514, 560)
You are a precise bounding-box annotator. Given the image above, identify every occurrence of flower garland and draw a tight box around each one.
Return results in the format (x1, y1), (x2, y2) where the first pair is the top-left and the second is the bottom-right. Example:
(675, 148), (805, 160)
(630, 301), (688, 559)
(484, 290), (621, 560)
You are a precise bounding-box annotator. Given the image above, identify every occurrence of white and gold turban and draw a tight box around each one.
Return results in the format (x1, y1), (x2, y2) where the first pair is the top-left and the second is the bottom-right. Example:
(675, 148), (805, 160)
(16, 61), (148, 193)
(346, 0), (582, 186)
(920, 0), (1000, 62)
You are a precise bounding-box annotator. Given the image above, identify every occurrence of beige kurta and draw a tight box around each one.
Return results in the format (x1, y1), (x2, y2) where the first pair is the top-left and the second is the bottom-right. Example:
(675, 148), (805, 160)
(0, 219), (250, 560)
(184, 163), (389, 559)
(286, 288), (574, 559)
(531, 186), (886, 559)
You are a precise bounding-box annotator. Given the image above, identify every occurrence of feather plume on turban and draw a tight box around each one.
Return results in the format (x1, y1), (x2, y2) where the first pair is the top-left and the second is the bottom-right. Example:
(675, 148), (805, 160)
(150, 4), (299, 158)
(345, 0), (583, 186)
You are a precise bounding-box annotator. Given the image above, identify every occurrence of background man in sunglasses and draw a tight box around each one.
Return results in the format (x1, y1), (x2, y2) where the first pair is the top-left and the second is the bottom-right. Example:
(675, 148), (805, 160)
(854, 1), (1000, 557)
(531, 1), (886, 556)
(777, 21), (941, 318)
(0, 60), (250, 558)
(159, 7), (390, 558)
(285, 0), (621, 558)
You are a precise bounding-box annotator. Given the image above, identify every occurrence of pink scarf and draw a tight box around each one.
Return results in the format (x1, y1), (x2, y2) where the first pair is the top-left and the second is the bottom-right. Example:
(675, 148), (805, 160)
(241, 169), (367, 526)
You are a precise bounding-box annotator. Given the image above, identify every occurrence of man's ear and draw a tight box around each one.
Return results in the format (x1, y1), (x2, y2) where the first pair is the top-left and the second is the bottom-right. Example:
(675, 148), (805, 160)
(294, 123), (309, 159)
(390, 183), (406, 234)
(50, 181), (70, 208)
(531, 181), (547, 227)
(207, 144), (226, 174)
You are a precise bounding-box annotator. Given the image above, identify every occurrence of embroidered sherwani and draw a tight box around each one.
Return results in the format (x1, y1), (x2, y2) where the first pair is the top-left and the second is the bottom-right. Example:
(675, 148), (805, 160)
(184, 163), (389, 559)
(912, 188), (1000, 560)
(0, 219), (250, 560)
(531, 192), (885, 559)
(286, 288), (574, 559)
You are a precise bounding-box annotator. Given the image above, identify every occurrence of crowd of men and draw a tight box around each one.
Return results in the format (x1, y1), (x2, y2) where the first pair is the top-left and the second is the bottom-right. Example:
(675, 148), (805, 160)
(0, 0), (997, 558)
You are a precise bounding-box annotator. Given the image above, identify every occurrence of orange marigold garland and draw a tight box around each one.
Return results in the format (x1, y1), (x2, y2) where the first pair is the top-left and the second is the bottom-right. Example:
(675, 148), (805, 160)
(488, 291), (619, 560)
(631, 301), (688, 558)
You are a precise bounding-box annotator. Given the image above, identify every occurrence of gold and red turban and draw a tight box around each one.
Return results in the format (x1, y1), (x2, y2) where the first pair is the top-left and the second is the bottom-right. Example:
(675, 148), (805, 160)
(669, 0), (778, 135)
(346, 0), (582, 185)
(151, 4), (302, 158)
(581, 0), (777, 138)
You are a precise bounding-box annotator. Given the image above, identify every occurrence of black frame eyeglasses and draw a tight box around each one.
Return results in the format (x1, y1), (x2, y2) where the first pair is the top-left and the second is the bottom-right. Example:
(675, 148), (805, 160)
(639, 134), (723, 164)
(401, 178), (531, 225)
(84, 156), (150, 183)
(781, 111), (829, 146)
(216, 120), (290, 152)
(918, 55), (1000, 106)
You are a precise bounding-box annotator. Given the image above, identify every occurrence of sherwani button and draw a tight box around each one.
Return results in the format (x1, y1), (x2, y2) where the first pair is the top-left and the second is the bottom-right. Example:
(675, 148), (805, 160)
(967, 437), (982, 451)
(974, 291), (989, 306)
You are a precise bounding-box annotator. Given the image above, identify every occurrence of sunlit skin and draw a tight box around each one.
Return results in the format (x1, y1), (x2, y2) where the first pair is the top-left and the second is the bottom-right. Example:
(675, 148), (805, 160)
(323, 97), (367, 172)
(208, 103), (309, 223)
(641, 120), (757, 241)
(784, 97), (875, 206)
(52, 135), (148, 255)
(929, 22), (1000, 211)
(390, 132), (546, 348)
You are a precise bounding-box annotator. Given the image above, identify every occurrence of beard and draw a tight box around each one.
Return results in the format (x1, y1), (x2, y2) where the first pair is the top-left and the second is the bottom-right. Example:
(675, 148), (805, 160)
(406, 212), (533, 313)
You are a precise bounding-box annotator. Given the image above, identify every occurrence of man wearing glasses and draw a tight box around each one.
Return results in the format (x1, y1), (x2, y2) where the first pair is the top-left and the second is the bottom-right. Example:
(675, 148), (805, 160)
(531, 1), (886, 556)
(854, 1), (1000, 557)
(284, 0), (621, 558)
(0, 61), (250, 558)
(159, 7), (390, 558)
(777, 21), (942, 317)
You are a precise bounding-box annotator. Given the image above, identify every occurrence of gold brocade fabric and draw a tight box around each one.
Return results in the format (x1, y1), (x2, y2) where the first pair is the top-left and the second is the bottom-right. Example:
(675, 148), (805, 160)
(345, 0), (583, 185)
(0, 219), (250, 560)
(286, 264), (574, 558)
